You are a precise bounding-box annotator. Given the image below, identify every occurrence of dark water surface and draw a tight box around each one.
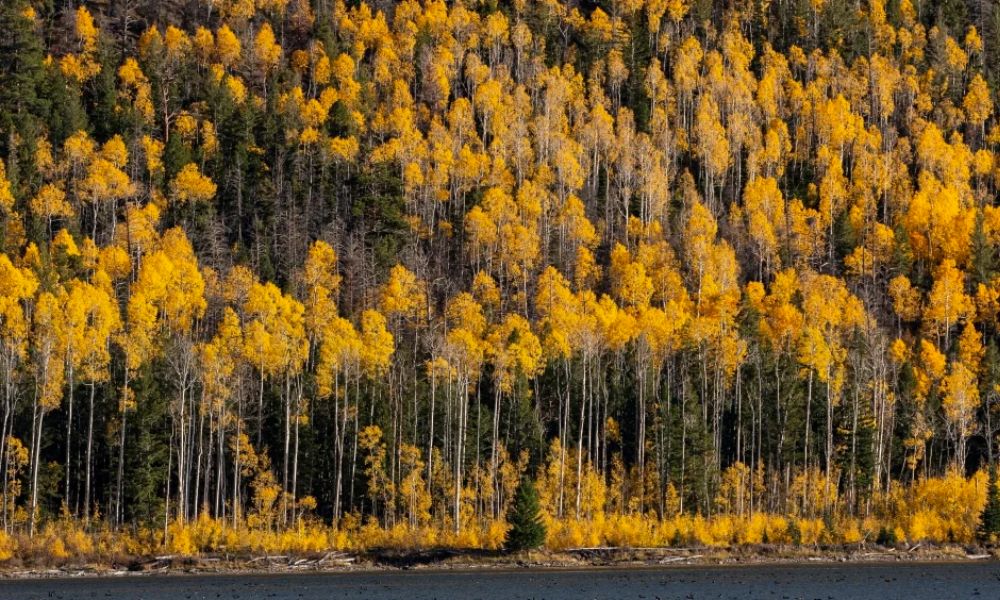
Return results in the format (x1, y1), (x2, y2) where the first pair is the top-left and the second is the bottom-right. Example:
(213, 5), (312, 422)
(1, 562), (999, 600)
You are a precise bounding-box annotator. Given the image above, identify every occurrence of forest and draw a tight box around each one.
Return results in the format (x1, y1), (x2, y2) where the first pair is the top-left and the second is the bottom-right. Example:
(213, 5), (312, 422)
(0, 0), (999, 559)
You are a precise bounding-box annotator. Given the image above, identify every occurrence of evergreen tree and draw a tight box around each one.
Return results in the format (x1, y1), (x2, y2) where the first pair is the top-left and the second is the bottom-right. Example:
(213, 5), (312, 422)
(0, 0), (47, 171)
(504, 478), (546, 551)
(971, 211), (996, 286)
(978, 464), (1000, 543)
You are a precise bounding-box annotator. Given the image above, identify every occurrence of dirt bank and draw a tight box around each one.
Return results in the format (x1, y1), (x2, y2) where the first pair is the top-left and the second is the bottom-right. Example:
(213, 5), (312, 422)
(0, 543), (996, 580)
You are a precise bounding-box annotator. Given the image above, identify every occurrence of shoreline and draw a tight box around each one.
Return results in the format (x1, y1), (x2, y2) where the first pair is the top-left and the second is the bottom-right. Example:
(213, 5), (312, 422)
(1, 544), (996, 580)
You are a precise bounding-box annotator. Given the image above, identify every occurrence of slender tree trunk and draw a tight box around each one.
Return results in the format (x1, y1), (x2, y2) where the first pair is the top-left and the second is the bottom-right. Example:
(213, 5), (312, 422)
(825, 375), (833, 507)
(177, 381), (187, 523)
(29, 404), (45, 537)
(427, 371), (436, 492)
(804, 370), (813, 514)
(0, 384), (14, 532)
(84, 382), (96, 524)
(638, 358), (648, 513)
(453, 374), (467, 535)
(333, 371), (343, 523)
(557, 360), (568, 518)
(575, 355), (587, 517)
(233, 408), (242, 529)
(291, 379), (302, 524)
(116, 368), (130, 528)
(282, 373), (291, 526)
(65, 363), (74, 514)
(491, 386), (501, 519)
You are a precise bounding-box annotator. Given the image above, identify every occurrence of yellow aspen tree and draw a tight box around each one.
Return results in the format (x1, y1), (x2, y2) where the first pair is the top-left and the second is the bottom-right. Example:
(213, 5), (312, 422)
(300, 241), (358, 522)
(302, 240), (341, 335)
(171, 163), (217, 204)
(29, 291), (68, 535)
(485, 314), (542, 517)
(118, 58), (155, 124)
(741, 176), (786, 276)
(0, 159), (15, 214)
(963, 74), (992, 137)
(59, 7), (101, 83)
(380, 264), (427, 321)
(398, 443), (431, 528)
(0, 256), (38, 531)
(30, 184), (74, 235)
(358, 425), (393, 522)
(123, 228), (206, 525)
(254, 22), (282, 95)
(242, 280), (308, 523)
(79, 136), (135, 240)
(889, 275), (923, 322)
(67, 276), (122, 523)
(535, 266), (584, 517)
(198, 307), (244, 522)
(924, 259), (974, 347)
(359, 309), (395, 378)
(694, 95), (730, 207)
(316, 316), (361, 522)
(216, 25), (242, 68)
(942, 361), (978, 466)
(796, 271), (865, 503)
(443, 292), (486, 532)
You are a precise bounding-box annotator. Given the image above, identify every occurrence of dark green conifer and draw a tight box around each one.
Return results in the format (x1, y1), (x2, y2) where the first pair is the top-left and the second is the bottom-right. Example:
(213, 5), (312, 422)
(504, 478), (546, 551)
(0, 0), (47, 176)
(978, 464), (1000, 543)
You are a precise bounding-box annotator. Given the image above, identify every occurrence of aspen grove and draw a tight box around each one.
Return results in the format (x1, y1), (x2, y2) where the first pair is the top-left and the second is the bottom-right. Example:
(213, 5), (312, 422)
(0, 0), (998, 558)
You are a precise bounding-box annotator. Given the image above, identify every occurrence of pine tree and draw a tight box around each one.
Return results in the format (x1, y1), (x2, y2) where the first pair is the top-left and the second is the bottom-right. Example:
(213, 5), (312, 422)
(0, 0), (47, 176)
(978, 464), (1000, 543)
(504, 478), (546, 551)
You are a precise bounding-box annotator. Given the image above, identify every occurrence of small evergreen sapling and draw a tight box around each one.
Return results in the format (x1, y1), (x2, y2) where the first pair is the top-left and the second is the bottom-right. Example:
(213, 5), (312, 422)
(505, 478), (546, 551)
(978, 464), (1000, 543)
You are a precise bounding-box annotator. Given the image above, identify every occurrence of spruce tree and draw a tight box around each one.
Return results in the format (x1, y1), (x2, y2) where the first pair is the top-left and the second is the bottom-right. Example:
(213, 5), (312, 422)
(978, 464), (1000, 543)
(505, 478), (546, 551)
(0, 0), (47, 153)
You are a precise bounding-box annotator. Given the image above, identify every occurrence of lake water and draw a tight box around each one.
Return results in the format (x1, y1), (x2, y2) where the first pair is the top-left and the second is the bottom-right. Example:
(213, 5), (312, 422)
(2, 561), (999, 599)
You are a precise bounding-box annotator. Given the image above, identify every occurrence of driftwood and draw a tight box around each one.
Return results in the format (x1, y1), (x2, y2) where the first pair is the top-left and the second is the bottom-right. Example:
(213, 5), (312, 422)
(241, 552), (360, 569)
(249, 555), (287, 563)
(316, 551), (354, 564)
(659, 555), (704, 564)
(565, 546), (702, 552)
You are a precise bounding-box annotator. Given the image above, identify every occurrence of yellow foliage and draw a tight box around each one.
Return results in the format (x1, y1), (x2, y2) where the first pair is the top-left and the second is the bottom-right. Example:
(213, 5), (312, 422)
(888, 469), (987, 543)
(167, 520), (198, 556)
(486, 313), (543, 393)
(225, 75), (248, 104)
(172, 163), (217, 203)
(254, 23), (282, 71)
(795, 518), (826, 545)
(964, 74), (993, 126)
(0, 160), (15, 212)
(924, 259), (974, 339)
(0, 469), (988, 562)
(359, 309), (394, 376)
(216, 25), (242, 67)
(380, 264), (426, 319)
(48, 536), (68, 560)
(0, 0), (999, 570)
(0, 531), (14, 561)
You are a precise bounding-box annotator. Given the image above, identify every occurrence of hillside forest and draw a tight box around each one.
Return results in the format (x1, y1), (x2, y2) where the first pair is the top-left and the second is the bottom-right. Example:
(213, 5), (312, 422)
(0, 0), (999, 559)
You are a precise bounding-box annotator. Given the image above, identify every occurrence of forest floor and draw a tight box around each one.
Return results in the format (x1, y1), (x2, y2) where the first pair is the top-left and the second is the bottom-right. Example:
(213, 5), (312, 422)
(0, 543), (997, 579)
